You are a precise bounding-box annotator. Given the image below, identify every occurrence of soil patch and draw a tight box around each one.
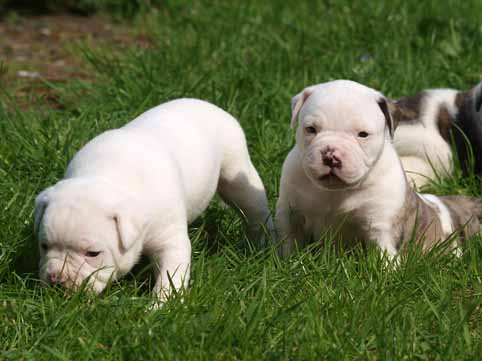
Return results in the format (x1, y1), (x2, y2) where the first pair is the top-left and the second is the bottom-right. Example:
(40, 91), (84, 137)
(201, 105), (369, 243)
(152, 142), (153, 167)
(0, 13), (151, 110)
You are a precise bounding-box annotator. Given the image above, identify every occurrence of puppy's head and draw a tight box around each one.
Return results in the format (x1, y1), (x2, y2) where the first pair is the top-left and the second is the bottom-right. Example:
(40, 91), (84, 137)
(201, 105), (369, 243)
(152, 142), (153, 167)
(34, 178), (146, 293)
(291, 80), (397, 190)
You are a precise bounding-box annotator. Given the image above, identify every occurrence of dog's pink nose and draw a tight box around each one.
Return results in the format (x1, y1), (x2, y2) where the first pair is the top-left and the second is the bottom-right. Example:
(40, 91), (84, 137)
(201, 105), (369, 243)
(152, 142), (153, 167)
(322, 148), (342, 169)
(47, 272), (61, 285)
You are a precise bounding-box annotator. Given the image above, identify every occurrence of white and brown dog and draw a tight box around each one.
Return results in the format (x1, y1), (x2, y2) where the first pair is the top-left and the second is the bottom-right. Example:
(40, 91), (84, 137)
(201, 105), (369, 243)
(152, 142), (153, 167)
(35, 99), (274, 302)
(276, 80), (482, 258)
(394, 82), (482, 188)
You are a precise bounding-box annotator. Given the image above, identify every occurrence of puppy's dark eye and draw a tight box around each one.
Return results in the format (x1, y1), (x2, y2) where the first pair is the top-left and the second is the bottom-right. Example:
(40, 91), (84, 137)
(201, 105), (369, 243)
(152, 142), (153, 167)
(41, 243), (48, 251)
(305, 126), (317, 134)
(358, 131), (369, 138)
(85, 251), (101, 257)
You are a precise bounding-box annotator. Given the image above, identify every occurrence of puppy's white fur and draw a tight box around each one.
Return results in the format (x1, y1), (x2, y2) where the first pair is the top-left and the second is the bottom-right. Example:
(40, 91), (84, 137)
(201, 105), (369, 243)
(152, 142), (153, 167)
(277, 80), (405, 257)
(35, 98), (273, 302)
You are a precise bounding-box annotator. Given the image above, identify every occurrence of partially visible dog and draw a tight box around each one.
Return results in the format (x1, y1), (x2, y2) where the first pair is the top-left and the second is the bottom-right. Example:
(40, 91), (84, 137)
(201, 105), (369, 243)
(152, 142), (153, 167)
(393, 83), (482, 188)
(276, 80), (482, 258)
(35, 99), (274, 302)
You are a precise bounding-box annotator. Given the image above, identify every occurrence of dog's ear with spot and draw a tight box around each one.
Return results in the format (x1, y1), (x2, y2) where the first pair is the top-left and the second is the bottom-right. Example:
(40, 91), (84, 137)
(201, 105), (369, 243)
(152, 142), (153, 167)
(113, 200), (146, 252)
(377, 97), (399, 138)
(291, 86), (316, 129)
(34, 187), (54, 237)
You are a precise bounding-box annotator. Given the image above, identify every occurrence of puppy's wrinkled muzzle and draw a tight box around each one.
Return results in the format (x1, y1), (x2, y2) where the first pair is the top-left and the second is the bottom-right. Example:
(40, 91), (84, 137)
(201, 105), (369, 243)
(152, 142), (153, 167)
(40, 256), (112, 295)
(304, 136), (369, 189)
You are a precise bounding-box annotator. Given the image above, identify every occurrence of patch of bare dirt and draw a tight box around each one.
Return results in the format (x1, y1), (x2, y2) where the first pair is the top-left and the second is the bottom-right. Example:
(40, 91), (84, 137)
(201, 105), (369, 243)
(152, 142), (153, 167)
(0, 13), (151, 110)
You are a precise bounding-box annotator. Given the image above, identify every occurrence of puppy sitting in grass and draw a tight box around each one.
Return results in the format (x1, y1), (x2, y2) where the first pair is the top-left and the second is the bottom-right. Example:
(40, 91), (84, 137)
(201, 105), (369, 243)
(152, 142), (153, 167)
(276, 80), (482, 258)
(35, 98), (274, 302)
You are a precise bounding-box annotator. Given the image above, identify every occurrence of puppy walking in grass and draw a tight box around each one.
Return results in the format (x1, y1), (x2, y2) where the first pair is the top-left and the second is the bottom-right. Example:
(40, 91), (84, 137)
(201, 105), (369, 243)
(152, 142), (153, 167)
(35, 98), (274, 303)
(276, 80), (482, 258)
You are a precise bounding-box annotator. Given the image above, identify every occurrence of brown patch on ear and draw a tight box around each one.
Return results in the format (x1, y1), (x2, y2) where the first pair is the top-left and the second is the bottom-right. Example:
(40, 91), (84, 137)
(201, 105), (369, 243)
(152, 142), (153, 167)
(395, 91), (425, 123)
(377, 98), (398, 138)
(436, 105), (453, 142)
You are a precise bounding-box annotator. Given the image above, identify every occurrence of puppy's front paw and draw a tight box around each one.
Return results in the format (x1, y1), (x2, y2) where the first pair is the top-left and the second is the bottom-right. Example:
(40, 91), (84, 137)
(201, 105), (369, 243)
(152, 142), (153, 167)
(381, 251), (400, 270)
(147, 299), (165, 311)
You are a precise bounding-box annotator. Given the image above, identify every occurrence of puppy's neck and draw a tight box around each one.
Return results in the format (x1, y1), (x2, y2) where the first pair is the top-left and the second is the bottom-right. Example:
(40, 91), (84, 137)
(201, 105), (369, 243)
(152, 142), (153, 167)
(317, 140), (407, 243)
(300, 140), (409, 220)
(362, 140), (408, 191)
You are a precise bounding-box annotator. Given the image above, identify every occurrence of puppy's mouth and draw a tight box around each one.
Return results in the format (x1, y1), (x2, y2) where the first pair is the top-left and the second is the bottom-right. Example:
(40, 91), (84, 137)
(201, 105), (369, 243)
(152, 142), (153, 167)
(318, 170), (346, 187)
(317, 170), (361, 190)
(319, 170), (339, 182)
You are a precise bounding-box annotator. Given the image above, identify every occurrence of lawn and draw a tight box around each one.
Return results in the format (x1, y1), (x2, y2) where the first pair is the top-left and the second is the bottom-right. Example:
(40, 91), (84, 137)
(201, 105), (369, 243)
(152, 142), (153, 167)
(1, 0), (482, 359)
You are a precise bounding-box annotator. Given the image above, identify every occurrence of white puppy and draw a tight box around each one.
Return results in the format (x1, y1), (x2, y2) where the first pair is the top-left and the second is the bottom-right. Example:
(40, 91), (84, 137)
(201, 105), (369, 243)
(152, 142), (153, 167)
(35, 98), (274, 301)
(276, 80), (482, 258)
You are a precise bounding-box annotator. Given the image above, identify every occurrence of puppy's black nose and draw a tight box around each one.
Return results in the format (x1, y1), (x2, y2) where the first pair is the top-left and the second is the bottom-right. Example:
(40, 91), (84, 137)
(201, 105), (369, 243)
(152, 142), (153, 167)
(322, 148), (342, 169)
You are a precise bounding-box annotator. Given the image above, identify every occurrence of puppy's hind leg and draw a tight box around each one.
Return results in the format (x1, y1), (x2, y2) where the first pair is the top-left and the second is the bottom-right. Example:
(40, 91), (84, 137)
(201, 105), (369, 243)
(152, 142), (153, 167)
(217, 152), (275, 248)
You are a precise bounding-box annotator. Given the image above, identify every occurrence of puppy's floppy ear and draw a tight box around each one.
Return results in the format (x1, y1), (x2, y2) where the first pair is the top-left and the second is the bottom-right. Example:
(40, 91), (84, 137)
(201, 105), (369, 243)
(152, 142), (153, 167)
(291, 86), (316, 129)
(34, 187), (54, 237)
(377, 97), (399, 138)
(113, 202), (145, 252)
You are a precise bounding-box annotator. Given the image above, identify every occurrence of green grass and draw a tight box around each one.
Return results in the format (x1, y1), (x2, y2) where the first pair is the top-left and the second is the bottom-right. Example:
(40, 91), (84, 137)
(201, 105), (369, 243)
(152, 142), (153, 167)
(1, 0), (482, 359)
